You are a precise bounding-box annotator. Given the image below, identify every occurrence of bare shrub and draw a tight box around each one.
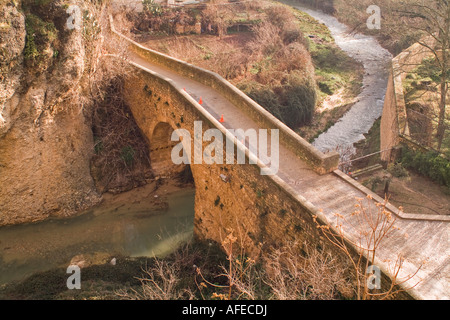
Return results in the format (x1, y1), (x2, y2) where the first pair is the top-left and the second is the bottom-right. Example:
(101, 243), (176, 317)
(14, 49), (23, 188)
(265, 6), (297, 34)
(163, 37), (207, 66)
(82, 8), (155, 193)
(115, 239), (202, 300)
(195, 229), (261, 300)
(194, 229), (352, 301)
(213, 49), (249, 80)
(313, 196), (424, 300)
(248, 21), (284, 58)
(117, 258), (193, 300)
(274, 42), (312, 73)
(264, 242), (352, 300)
(202, 0), (233, 39)
(90, 76), (152, 193)
(335, 144), (356, 173)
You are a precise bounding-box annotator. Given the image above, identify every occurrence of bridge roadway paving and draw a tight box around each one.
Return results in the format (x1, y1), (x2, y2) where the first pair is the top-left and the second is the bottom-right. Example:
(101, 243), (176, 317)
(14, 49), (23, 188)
(128, 51), (449, 300)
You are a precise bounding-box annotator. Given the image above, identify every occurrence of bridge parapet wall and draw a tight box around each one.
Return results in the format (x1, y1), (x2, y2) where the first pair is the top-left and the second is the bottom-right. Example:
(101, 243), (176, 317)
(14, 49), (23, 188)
(122, 60), (330, 260)
(109, 15), (339, 175)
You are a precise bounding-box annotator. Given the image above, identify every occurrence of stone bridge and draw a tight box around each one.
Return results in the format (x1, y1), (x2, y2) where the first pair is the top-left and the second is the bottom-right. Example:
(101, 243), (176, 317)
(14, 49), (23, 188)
(109, 17), (449, 300)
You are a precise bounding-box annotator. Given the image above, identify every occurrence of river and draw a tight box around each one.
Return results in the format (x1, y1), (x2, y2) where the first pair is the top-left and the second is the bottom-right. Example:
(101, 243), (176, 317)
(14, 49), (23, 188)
(0, 183), (195, 286)
(291, 4), (393, 155)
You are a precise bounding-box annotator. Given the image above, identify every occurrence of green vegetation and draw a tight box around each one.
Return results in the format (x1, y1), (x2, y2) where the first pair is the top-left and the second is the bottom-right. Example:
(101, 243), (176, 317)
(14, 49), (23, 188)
(120, 145), (136, 167)
(403, 57), (450, 156)
(22, 0), (54, 10)
(404, 57), (449, 101)
(142, 0), (163, 16)
(307, 119), (333, 143)
(351, 118), (381, 169)
(414, 57), (447, 84)
(23, 13), (58, 69)
(313, 47), (360, 97)
(291, 8), (363, 99)
(239, 73), (317, 128)
(387, 162), (410, 179)
(400, 148), (450, 188)
(362, 176), (384, 192)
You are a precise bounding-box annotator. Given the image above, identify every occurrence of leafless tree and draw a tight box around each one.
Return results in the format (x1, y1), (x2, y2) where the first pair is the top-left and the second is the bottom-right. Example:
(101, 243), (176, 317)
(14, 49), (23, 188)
(395, 0), (449, 151)
(116, 258), (195, 300)
(313, 196), (424, 300)
(202, 0), (233, 39)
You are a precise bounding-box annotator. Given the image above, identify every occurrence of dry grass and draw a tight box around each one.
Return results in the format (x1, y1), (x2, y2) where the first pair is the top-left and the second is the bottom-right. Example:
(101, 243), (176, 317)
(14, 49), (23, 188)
(116, 259), (194, 300)
(263, 242), (352, 300)
(130, 230), (355, 300)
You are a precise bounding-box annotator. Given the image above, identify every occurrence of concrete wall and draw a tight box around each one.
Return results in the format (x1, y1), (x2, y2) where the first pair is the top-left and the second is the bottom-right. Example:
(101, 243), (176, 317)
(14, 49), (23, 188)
(380, 40), (435, 162)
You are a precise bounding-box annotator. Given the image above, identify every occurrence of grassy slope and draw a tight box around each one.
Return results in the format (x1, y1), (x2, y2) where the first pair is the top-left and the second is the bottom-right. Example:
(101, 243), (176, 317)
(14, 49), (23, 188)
(289, 6), (363, 142)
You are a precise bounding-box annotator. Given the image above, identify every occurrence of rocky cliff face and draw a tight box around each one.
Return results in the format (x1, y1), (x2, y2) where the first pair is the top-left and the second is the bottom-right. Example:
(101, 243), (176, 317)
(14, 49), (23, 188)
(0, 0), (104, 225)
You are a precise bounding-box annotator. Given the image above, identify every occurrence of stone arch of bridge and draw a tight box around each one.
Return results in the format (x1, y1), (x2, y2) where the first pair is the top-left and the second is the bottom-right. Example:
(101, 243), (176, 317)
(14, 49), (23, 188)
(149, 121), (180, 177)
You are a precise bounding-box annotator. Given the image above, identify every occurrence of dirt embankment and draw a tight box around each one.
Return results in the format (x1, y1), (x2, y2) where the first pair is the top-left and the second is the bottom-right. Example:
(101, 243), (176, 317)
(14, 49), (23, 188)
(0, 1), (153, 226)
(0, 0), (101, 226)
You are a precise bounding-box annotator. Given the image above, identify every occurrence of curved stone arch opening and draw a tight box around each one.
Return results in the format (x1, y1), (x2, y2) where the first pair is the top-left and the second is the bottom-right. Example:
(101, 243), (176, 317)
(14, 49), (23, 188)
(149, 121), (196, 184)
(149, 121), (197, 249)
(150, 121), (179, 177)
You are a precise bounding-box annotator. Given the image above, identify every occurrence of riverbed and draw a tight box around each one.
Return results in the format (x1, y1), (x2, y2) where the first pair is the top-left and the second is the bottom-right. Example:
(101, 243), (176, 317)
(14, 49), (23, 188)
(291, 3), (393, 154)
(0, 181), (195, 286)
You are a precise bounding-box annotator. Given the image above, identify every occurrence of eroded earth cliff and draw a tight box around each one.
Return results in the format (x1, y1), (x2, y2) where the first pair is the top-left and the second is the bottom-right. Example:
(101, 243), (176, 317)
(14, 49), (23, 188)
(0, 0), (107, 225)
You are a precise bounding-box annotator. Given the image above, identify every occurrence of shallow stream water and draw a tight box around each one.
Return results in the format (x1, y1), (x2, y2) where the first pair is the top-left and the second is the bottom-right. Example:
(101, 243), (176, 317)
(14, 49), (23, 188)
(293, 5), (393, 154)
(0, 188), (195, 286)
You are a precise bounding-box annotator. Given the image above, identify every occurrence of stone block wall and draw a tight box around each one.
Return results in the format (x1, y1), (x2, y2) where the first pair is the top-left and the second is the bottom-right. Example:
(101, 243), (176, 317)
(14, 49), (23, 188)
(122, 68), (329, 258)
(380, 40), (435, 162)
